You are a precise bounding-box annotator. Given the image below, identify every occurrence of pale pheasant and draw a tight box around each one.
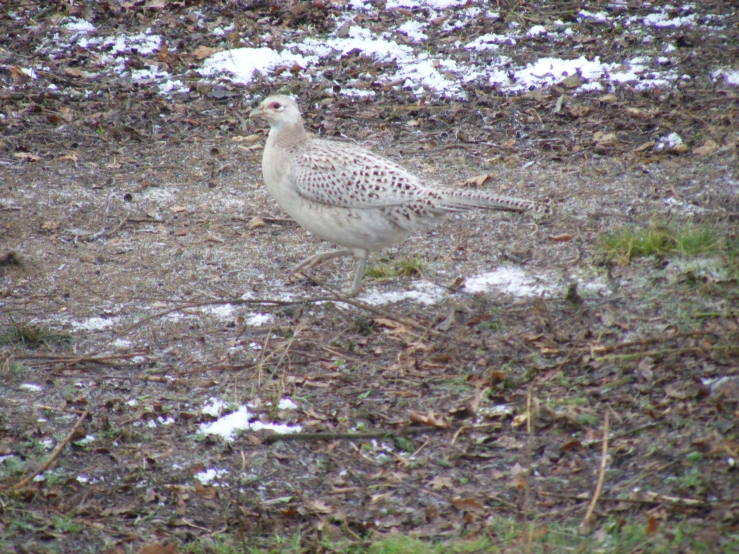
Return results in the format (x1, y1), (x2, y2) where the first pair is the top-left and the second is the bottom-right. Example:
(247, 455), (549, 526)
(249, 95), (550, 296)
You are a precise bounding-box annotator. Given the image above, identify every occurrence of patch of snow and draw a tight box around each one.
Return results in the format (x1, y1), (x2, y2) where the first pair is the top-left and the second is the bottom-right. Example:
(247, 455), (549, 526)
(71, 316), (116, 331)
(526, 25), (547, 37)
(202, 398), (227, 417)
(655, 132), (683, 151)
(200, 405), (302, 442)
(642, 12), (697, 28)
(464, 267), (550, 297)
(63, 17), (95, 33)
(278, 398), (298, 410)
(397, 21), (428, 42)
(75, 435), (95, 445)
(712, 69), (739, 86)
(247, 313), (273, 326)
(577, 10), (610, 23)
(195, 468), (228, 485)
(200, 47), (312, 85)
(112, 338), (131, 349)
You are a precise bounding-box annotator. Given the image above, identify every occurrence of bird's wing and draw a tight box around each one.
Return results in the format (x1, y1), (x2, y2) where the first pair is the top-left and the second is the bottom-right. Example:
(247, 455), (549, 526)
(289, 139), (439, 209)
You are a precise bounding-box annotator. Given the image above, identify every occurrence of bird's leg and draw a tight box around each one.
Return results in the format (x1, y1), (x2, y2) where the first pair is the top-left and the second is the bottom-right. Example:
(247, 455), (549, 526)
(291, 248), (352, 273)
(347, 250), (369, 297)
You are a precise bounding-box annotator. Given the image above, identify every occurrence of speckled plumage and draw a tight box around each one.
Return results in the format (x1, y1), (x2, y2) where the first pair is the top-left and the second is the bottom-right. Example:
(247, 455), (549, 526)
(250, 95), (550, 296)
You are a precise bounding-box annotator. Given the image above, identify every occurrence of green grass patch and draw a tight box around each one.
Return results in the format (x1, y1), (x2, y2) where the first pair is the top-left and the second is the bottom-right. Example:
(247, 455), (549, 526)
(170, 516), (737, 554)
(0, 322), (71, 348)
(600, 223), (721, 264)
(365, 257), (427, 280)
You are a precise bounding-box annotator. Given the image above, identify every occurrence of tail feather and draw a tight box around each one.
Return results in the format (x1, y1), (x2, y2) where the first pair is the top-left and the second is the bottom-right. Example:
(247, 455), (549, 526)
(440, 189), (552, 215)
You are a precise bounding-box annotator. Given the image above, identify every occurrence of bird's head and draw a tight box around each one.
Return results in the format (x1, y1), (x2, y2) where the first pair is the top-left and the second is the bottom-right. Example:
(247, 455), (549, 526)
(249, 95), (302, 129)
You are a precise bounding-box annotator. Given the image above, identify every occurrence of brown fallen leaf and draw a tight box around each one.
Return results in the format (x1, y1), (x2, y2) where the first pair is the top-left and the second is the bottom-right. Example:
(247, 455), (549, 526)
(306, 499), (333, 514)
(593, 131), (618, 146)
(58, 152), (78, 162)
(13, 152), (41, 162)
(9, 65), (32, 83)
(193, 45), (220, 59)
(464, 174), (493, 187)
(451, 496), (485, 512)
(548, 233), (574, 242)
(170, 206), (186, 213)
(633, 140), (656, 152)
(248, 215), (265, 229)
(64, 67), (84, 78)
(409, 410), (449, 429)
(139, 543), (177, 554)
(692, 139), (718, 156)
(429, 476), (454, 490)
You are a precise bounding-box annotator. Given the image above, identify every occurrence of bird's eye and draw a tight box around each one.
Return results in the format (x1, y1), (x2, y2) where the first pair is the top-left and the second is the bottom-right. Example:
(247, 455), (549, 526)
(270, 102), (282, 109)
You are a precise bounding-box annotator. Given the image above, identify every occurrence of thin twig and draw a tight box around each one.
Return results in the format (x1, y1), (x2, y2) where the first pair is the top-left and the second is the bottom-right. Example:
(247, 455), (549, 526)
(11, 411), (89, 492)
(579, 412), (609, 535)
(262, 426), (448, 444)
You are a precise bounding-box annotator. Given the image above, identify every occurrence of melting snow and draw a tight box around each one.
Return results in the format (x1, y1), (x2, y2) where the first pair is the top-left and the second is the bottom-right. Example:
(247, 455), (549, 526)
(200, 405), (302, 442)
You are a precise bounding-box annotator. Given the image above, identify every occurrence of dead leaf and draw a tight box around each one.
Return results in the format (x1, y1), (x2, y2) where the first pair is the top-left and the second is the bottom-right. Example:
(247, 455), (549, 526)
(561, 74), (583, 89)
(173, 229), (188, 237)
(428, 476), (453, 490)
(145, 0), (167, 9)
(598, 94), (618, 104)
(306, 499), (333, 514)
(139, 543), (177, 554)
(248, 216), (265, 229)
(409, 410), (449, 429)
(58, 152), (78, 162)
(548, 233), (574, 242)
(569, 105), (591, 118)
(232, 134), (262, 143)
(170, 206), (186, 213)
(593, 132), (618, 146)
(692, 139), (718, 156)
(41, 220), (60, 231)
(193, 45), (220, 59)
(157, 40), (169, 63)
(465, 174), (492, 187)
(9, 65), (32, 83)
(451, 497), (484, 512)
(646, 515), (659, 535)
(64, 67), (83, 78)
(13, 152), (40, 162)
(633, 141), (656, 152)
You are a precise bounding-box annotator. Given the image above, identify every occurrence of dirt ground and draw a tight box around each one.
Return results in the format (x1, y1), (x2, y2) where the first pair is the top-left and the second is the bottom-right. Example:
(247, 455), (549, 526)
(1, 1), (738, 552)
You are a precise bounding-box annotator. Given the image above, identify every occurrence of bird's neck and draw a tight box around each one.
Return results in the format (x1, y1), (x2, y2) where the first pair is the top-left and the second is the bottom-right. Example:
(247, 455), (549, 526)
(269, 121), (307, 149)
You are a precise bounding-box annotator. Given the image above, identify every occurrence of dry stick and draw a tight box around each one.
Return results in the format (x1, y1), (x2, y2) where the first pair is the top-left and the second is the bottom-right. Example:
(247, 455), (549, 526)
(307, 277), (436, 334)
(262, 426), (448, 444)
(524, 382), (535, 554)
(539, 490), (710, 508)
(120, 297), (331, 334)
(579, 412), (610, 535)
(582, 330), (713, 355)
(11, 411), (89, 492)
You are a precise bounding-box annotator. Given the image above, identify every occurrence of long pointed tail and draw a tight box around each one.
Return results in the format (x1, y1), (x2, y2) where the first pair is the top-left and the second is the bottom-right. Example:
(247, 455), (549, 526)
(440, 189), (552, 215)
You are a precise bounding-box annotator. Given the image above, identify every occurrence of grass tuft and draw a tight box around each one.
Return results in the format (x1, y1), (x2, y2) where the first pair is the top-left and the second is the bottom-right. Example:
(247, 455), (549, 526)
(366, 257), (427, 280)
(0, 322), (70, 348)
(600, 223), (721, 264)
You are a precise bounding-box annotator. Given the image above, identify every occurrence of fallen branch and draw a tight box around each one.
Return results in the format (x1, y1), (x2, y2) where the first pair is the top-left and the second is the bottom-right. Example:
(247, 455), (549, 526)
(582, 331), (713, 356)
(11, 411), (89, 492)
(540, 490), (711, 508)
(261, 426), (448, 444)
(579, 412), (609, 535)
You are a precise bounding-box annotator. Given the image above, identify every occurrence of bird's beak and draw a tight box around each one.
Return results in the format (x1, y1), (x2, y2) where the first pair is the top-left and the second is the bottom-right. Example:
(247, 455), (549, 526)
(249, 104), (264, 119)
